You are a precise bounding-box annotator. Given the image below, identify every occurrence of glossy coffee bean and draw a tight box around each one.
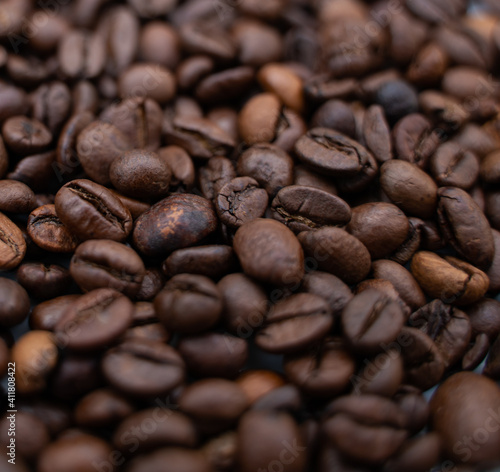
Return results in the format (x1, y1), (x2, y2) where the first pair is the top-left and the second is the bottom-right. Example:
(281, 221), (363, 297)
(133, 194), (217, 257)
(155, 274), (222, 334)
(30, 295), (81, 331)
(0, 180), (35, 214)
(0, 211), (27, 269)
(17, 263), (71, 300)
(102, 339), (185, 397)
(0, 278), (30, 327)
(2, 116), (52, 155)
(55, 179), (133, 242)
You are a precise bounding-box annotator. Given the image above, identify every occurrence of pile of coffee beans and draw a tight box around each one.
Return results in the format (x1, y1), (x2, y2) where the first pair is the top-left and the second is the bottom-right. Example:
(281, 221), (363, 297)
(0, 0), (500, 471)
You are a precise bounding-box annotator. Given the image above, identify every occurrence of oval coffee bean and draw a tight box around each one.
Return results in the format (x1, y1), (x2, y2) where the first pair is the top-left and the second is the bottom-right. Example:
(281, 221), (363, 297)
(256, 293), (333, 354)
(233, 218), (304, 287)
(271, 185), (351, 233)
(0, 180), (36, 214)
(133, 194), (217, 257)
(70, 239), (145, 297)
(0, 211), (27, 269)
(30, 295), (81, 331)
(2, 116), (52, 155)
(17, 263), (71, 300)
(55, 179), (133, 242)
(0, 278), (30, 327)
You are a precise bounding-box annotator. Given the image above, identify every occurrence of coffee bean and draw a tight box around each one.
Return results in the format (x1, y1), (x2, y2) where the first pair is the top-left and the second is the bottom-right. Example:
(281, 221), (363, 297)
(8, 151), (56, 193)
(375, 80), (419, 124)
(17, 263), (71, 300)
(0, 278), (30, 327)
(430, 372), (500, 464)
(127, 448), (211, 472)
(238, 93), (281, 145)
(215, 177), (268, 228)
(27, 204), (79, 253)
(2, 116), (52, 156)
(233, 218), (304, 287)
(70, 239), (145, 297)
(271, 185), (351, 233)
(31, 81), (72, 135)
(55, 179), (133, 242)
(139, 21), (180, 69)
(157, 145), (195, 193)
(362, 104), (393, 163)
(30, 295), (81, 331)
(430, 142), (479, 189)
(0, 211), (27, 269)
(180, 21), (236, 61)
(55, 288), (133, 351)
(196, 66), (254, 104)
(256, 293), (333, 354)
(298, 227), (371, 284)
(133, 194), (217, 257)
(311, 99), (356, 138)
(102, 339), (185, 397)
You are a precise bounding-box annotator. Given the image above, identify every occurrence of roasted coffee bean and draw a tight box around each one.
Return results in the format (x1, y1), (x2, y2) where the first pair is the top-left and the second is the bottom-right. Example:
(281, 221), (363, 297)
(109, 150), (171, 199)
(179, 21), (236, 61)
(216, 177), (268, 228)
(271, 185), (351, 233)
(237, 144), (294, 197)
(102, 339), (185, 397)
(293, 166), (337, 195)
(7, 151), (57, 193)
(362, 104), (393, 162)
(410, 300), (471, 368)
(17, 263), (71, 300)
(233, 218), (304, 287)
(76, 121), (132, 186)
(411, 252), (489, 306)
(430, 142), (479, 189)
(55, 179), (133, 242)
(157, 145), (195, 193)
(0, 278), (30, 328)
(284, 338), (356, 397)
(37, 434), (114, 472)
(74, 388), (134, 428)
(55, 288), (133, 351)
(199, 156), (236, 200)
(419, 90), (469, 133)
(256, 293), (333, 354)
(178, 333), (248, 378)
(355, 279), (410, 318)
(30, 295), (81, 331)
(295, 128), (373, 176)
(58, 30), (105, 79)
(430, 372), (500, 464)
(375, 80), (419, 124)
(27, 204), (79, 253)
(323, 395), (408, 465)
(437, 186), (495, 270)
(133, 194), (217, 257)
(12, 331), (58, 395)
(0, 211), (27, 269)
(465, 298), (500, 341)
(237, 410), (307, 472)
(342, 289), (405, 354)
(31, 81), (72, 135)
(179, 379), (249, 433)
(196, 66), (254, 104)
(139, 21), (180, 69)
(0, 180), (35, 214)
(298, 227), (371, 284)
(2, 116), (52, 156)
(155, 274), (222, 334)
(70, 240), (145, 297)
(311, 99), (356, 138)
(113, 409), (197, 454)
(162, 245), (235, 280)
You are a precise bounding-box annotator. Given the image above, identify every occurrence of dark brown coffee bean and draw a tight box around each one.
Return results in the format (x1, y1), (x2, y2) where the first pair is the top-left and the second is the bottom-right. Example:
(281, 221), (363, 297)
(256, 293), (333, 354)
(58, 30), (106, 79)
(2, 116), (52, 156)
(162, 245), (235, 280)
(7, 151), (56, 193)
(380, 160), (438, 219)
(113, 409), (197, 454)
(139, 21), (180, 69)
(103, 338), (185, 397)
(178, 333), (248, 378)
(133, 194), (217, 257)
(298, 227), (371, 285)
(437, 186), (494, 269)
(408, 42), (449, 86)
(157, 146), (195, 193)
(70, 239), (145, 297)
(419, 90), (469, 133)
(100, 97), (162, 151)
(179, 379), (249, 433)
(216, 177), (268, 228)
(430, 142), (479, 189)
(375, 79), (419, 124)
(37, 434), (114, 472)
(271, 185), (351, 233)
(411, 252), (489, 306)
(0, 278), (30, 328)
(127, 448), (211, 472)
(362, 104), (393, 163)
(311, 99), (356, 139)
(430, 372), (500, 464)
(0, 83), (29, 124)
(30, 295), (80, 332)
(342, 289), (405, 354)
(198, 156), (236, 200)
(196, 66), (254, 104)
(74, 388), (134, 429)
(237, 410), (307, 472)
(410, 300), (471, 368)
(72, 80), (99, 114)
(284, 338), (356, 397)
(76, 121), (132, 186)
(323, 395), (408, 465)
(218, 273), (268, 336)
(234, 218), (304, 287)
(155, 274), (222, 335)
(55, 288), (133, 351)
(27, 204), (79, 253)
(238, 93), (281, 145)
(31, 81), (72, 136)
(465, 298), (500, 342)
(295, 128), (373, 176)
(0, 180), (35, 214)
(55, 179), (133, 242)
(17, 263), (71, 300)
(180, 21), (236, 61)
(237, 144), (294, 197)
(0, 211), (27, 269)
(355, 279), (410, 319)
(125, 322), (170, 344)
(176, 55), (214, 90)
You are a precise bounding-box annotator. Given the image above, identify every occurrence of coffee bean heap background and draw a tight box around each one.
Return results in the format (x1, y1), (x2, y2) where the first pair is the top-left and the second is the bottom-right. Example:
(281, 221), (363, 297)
(0, 0), (499, 471)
